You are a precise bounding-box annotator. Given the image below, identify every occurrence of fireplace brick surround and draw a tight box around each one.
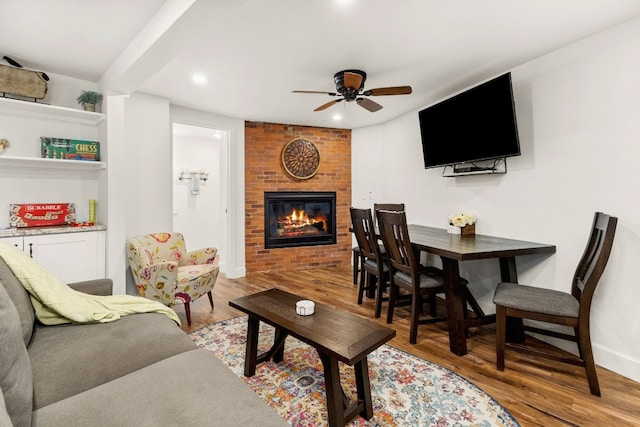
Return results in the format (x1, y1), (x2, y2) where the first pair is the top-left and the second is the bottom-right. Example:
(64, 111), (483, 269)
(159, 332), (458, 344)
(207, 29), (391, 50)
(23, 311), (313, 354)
(245, 122), (351, 273)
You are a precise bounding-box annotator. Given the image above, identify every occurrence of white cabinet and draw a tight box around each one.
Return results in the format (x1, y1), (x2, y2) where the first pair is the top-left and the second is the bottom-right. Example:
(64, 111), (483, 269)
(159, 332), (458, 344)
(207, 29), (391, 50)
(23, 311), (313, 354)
(0, 230), (106, 283)
(1, 236), (24, 250)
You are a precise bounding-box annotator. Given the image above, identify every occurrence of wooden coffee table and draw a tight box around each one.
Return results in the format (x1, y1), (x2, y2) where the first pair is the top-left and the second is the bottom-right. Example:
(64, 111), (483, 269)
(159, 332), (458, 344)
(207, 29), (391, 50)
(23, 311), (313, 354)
(229, 288), (396, 427)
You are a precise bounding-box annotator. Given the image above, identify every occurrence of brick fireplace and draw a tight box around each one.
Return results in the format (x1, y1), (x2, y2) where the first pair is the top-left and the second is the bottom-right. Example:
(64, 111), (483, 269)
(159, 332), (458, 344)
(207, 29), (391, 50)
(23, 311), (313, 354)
(245, 122), (351, 273)
(264, 191), (337, 249)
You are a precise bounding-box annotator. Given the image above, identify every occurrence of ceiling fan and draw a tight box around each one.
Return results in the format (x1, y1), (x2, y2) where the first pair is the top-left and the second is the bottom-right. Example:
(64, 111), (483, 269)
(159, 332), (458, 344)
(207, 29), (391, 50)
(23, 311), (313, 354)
(292, 69), (412, 112)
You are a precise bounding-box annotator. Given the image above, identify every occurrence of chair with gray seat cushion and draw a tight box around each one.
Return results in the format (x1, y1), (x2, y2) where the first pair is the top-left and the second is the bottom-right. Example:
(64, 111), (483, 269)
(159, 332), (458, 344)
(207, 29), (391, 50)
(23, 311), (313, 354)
(351, 204), (404, 291)
(376, 209), (475, 344)
(493, 211), (617, 396)
(350, 208), (390, 318)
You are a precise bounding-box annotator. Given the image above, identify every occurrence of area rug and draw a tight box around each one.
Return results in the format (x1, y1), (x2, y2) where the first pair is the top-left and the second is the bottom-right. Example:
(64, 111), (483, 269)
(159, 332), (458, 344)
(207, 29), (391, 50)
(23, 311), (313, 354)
(190, 316), (519, 427)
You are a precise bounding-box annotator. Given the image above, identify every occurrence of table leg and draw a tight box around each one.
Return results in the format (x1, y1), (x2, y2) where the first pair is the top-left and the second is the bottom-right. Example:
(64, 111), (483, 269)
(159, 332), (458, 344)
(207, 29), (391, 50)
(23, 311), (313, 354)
(244, 316), (259, 377)
(272, 328), (286, 363)
(442, 257), (468, 356)
(499, 257), (525, 342)
(319, 353), (345, 427)
(354, 358), (373, 419)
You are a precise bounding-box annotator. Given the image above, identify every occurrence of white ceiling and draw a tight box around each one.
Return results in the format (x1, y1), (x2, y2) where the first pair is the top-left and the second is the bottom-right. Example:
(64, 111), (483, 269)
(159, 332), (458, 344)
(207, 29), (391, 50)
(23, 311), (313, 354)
(2, 0), (640, 129)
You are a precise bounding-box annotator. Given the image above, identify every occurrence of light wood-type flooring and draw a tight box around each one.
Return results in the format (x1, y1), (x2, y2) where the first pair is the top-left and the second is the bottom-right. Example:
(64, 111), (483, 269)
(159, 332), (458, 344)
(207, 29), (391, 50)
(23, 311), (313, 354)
(179, 266), (640, 427)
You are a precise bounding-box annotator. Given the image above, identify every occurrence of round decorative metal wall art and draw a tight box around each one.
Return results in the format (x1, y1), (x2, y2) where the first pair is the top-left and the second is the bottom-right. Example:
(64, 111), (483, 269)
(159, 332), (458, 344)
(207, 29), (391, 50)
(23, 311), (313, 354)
(281, 138), (320, 179)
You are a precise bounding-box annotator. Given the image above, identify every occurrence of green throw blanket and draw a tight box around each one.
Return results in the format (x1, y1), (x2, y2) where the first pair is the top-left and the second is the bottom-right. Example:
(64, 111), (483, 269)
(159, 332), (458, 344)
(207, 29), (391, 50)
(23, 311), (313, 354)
(0, 242), (180, 325)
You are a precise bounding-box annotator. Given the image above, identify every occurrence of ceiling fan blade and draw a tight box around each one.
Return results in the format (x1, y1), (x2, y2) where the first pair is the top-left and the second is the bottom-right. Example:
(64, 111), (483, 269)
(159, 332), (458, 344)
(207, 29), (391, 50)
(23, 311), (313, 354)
(292, 90), (338, 96)
(356, 98), (383, 112)
(344, 72), (364, 90)
(314, 99), (343, 111)
(364, 86), (413, 96)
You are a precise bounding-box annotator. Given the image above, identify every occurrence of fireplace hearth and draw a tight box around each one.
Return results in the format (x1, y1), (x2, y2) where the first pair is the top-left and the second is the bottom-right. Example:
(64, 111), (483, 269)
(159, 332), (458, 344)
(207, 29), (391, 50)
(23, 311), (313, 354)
(264, 191), (337, 249)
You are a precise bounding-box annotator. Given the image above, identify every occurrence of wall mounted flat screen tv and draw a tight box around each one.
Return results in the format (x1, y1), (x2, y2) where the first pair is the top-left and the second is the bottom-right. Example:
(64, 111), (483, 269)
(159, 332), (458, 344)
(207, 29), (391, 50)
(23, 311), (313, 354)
(419, 72), (520, 169)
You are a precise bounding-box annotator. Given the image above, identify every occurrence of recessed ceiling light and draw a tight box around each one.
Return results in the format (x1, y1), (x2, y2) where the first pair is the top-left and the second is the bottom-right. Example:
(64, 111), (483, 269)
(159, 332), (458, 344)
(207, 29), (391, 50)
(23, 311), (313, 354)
(332, 114), (342, 121)
(192, 74), (207, 84)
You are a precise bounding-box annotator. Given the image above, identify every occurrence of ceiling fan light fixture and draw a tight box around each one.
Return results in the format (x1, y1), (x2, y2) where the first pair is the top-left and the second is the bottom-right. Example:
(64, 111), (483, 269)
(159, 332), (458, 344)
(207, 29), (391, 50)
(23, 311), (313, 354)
(293, 69), (412, 112)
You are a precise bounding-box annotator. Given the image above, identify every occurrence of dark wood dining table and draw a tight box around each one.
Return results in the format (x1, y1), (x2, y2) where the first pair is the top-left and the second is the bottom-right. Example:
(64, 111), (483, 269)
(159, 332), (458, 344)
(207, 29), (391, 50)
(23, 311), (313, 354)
(406, 224), (556, 355)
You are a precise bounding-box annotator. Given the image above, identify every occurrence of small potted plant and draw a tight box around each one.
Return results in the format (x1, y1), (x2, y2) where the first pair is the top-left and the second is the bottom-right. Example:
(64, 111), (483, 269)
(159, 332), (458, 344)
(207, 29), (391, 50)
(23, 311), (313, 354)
(76, 90), (103, 112)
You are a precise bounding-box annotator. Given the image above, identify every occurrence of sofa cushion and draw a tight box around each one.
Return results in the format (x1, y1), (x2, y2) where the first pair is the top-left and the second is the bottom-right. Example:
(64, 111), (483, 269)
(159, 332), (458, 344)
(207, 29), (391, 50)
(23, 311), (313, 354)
(0, 282), (33, 427)
(0, 257), (35, 346)
(32, 349), (288, 427)
(28, 312), (196, 409)
(0, 385), (14, 427)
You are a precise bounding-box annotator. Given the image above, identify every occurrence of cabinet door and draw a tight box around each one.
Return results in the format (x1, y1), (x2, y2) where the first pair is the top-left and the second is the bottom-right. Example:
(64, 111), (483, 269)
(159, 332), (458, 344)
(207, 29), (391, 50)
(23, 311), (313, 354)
(26, 231), (106, 283)
(0, 236), (24, 250)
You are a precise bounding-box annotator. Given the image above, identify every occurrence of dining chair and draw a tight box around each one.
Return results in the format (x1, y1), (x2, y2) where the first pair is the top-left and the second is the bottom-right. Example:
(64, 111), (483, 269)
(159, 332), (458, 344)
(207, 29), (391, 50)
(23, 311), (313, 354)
(376, 209), (457, 344)
(350, 208), (389, 318)
(350, 204), (405, 300)
(493, 212), (617, 396)
(373, 203), (405, 220)
(352, 246), (363, 286)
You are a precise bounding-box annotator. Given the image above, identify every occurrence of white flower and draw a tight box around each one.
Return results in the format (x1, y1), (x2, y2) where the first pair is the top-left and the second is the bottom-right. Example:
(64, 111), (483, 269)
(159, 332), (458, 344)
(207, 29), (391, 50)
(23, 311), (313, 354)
(449, 212), (476, 227)
(463, 213), (476, 225)
(449, 214), (466, 227)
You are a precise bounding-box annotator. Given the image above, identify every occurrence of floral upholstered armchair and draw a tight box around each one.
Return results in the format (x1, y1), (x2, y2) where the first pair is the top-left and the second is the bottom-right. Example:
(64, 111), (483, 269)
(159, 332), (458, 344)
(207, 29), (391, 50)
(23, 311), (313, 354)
(125, 232), (220, 326)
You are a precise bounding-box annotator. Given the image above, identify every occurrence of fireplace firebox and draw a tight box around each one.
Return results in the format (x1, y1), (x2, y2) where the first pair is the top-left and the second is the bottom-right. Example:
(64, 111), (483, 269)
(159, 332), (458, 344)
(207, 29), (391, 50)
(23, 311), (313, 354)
(264, 191), (337, 249)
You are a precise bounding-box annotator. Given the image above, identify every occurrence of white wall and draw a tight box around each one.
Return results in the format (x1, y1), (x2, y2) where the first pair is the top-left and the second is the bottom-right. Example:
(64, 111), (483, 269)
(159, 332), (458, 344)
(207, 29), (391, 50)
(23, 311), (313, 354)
(170, 106), (246, 278)
(123, 92), (173, 235)
(172, 124), (227, 267)
(352, 17), (640, 382)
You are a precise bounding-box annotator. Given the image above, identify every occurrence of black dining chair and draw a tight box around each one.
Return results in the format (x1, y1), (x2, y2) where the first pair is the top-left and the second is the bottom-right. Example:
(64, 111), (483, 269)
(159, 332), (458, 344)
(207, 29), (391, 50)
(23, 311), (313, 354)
(376, 209), (462, 344)
(351, 204), (404, 291)
(493, 212), (617, 396)
(352, 246), (363, 286)
(350, 208), (390, 318)
(374, 203), (405, 215)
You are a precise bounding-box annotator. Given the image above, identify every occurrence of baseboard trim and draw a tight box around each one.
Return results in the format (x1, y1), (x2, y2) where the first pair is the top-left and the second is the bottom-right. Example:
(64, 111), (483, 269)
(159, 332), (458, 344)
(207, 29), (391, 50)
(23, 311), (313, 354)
(594, 343), (640, 383)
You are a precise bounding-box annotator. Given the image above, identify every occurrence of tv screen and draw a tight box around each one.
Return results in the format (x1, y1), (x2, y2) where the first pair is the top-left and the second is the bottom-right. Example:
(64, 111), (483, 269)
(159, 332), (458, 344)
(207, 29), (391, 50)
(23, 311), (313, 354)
(419, 73), (520, 169)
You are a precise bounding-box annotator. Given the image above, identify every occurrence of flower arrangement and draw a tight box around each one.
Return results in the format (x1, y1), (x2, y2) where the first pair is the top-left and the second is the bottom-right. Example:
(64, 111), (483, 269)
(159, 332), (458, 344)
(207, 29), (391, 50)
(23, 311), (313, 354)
(448, 212), (476, 235)
(449, 212), (476, 227)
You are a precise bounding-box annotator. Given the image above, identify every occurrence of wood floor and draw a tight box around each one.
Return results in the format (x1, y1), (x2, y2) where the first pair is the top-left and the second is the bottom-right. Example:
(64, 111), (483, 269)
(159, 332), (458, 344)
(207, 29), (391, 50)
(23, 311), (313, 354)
(179, 266), (640, 427)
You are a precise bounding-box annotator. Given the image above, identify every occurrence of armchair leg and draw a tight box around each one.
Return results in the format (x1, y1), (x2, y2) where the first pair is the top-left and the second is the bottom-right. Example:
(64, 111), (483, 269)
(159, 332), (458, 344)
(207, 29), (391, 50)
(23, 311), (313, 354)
(207, 291), (214, 309)
(184, 302), (192, 326)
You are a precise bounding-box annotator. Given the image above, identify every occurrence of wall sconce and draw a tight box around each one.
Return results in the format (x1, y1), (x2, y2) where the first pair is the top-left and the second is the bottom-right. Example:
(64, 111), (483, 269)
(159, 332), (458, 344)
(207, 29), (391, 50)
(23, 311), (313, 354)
(178, 168), (209, 195)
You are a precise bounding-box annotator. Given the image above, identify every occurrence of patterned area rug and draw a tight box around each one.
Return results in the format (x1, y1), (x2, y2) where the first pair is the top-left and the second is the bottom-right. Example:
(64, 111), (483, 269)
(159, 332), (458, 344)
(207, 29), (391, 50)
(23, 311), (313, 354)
(190, 316), (519, 427)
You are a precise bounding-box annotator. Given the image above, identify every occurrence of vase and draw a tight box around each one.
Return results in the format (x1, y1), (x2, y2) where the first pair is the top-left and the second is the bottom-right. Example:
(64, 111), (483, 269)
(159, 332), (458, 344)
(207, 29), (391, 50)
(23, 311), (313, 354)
(447, 224), (475, 235)
(461, 223), (475, 235)
(83, 103), (95, 112)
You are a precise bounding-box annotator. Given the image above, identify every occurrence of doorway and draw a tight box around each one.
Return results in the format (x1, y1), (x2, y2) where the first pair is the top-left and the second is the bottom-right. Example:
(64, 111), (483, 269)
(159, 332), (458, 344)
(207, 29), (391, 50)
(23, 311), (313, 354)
(172, 123), (229, 272)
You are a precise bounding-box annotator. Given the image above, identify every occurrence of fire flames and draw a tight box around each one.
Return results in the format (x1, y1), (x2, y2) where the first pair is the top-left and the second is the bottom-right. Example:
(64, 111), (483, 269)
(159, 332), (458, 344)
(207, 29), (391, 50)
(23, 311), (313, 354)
(277, 209), (327, 236)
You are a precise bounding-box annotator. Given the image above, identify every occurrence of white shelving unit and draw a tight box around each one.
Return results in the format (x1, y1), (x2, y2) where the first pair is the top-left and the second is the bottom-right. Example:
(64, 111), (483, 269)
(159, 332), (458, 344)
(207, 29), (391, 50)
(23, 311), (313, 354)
(0, 155), (105, 170)
(0, 97), (104, 125)
(0, 97), (107, 273)
(0, 97), (106, 170)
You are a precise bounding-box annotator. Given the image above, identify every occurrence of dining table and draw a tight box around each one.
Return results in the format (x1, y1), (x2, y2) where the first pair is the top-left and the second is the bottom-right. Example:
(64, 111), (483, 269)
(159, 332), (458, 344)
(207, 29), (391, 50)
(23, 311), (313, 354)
(406, 224), (556, 355)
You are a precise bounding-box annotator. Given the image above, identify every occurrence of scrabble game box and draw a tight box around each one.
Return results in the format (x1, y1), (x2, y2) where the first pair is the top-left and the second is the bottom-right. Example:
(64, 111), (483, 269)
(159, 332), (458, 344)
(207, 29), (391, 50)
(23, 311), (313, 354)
(9, 203), (76, 228)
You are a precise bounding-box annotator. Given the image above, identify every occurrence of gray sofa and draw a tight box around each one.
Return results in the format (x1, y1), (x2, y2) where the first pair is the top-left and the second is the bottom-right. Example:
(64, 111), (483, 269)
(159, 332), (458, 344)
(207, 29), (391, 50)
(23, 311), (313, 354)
(0, 258), (287, 427)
